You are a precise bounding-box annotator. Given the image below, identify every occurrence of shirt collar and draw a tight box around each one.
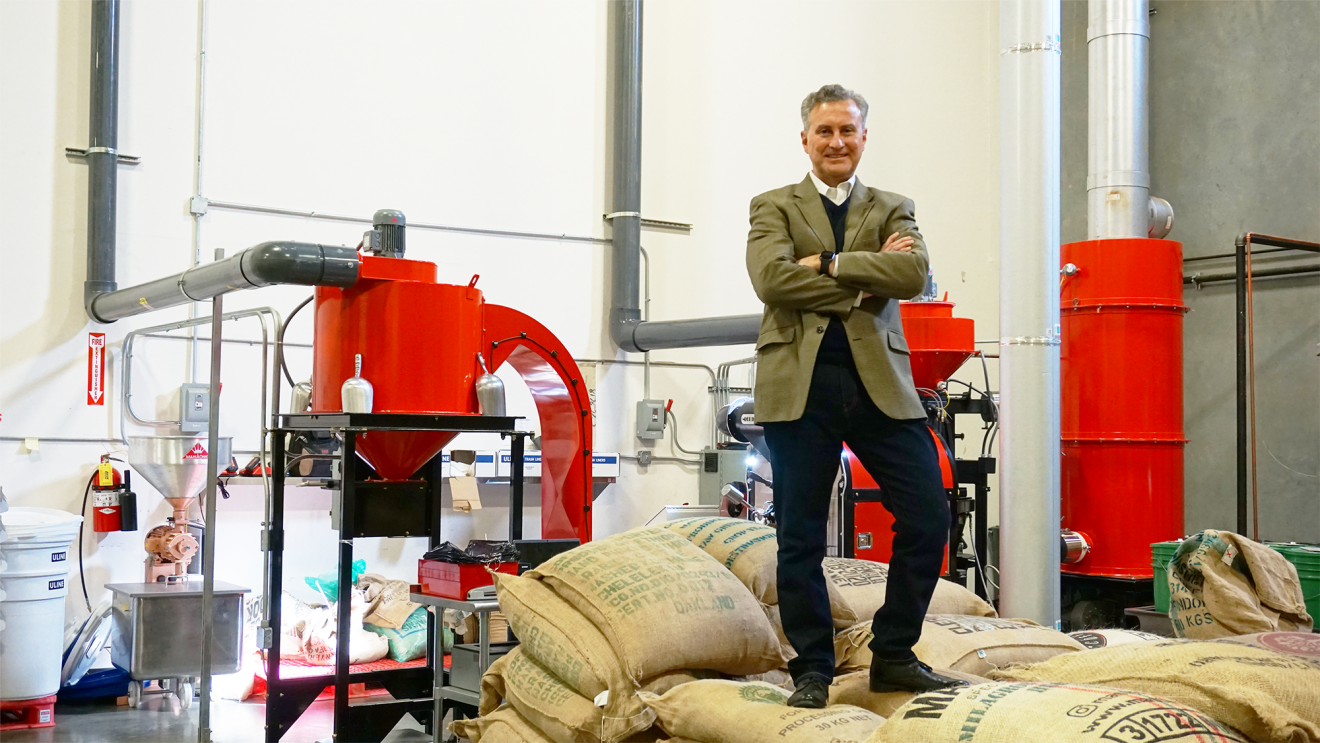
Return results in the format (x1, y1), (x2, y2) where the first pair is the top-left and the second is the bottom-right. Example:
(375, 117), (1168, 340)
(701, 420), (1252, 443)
(809, 171), (857, 205)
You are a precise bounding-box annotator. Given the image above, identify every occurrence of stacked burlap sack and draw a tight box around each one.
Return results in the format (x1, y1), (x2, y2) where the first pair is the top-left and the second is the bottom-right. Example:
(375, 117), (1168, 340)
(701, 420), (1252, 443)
(989, 633), (1320, 742)
(461, 525), (786, 743)
(460, 519), (1110, 743)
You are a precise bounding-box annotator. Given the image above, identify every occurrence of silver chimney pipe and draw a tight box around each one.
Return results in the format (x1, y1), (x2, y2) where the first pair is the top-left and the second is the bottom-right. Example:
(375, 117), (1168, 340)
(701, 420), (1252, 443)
(1088, 0), (1172, 239)
(998, 0), (1063, 628)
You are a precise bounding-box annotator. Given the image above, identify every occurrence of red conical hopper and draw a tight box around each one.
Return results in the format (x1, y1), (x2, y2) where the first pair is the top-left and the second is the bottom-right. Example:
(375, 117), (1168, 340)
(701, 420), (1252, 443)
(312, 256), (484, 481)
(899, 301), (975, 390)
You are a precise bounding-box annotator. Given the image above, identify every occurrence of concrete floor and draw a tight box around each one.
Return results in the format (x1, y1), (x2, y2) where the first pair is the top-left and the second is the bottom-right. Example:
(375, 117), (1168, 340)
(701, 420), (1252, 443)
(4, 693), (432, 743)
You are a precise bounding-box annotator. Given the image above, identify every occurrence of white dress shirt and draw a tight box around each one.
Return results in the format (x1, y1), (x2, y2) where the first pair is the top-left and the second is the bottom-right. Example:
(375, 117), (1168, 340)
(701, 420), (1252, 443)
(809, 171), (856, 206)
(808, 171), (864, 305)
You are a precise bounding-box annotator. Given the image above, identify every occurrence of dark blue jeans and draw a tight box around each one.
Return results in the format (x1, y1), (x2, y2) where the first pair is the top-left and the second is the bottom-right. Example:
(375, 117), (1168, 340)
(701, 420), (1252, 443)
(763, 362), (949, 682)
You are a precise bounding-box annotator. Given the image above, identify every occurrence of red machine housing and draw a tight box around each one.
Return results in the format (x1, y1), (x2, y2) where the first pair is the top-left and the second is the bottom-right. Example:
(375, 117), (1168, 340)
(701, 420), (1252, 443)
(312, 255), (594, 542)
(1060, 238), (1186, 578)
(847, 300), (974, 566)
(899, 301), (975, 390)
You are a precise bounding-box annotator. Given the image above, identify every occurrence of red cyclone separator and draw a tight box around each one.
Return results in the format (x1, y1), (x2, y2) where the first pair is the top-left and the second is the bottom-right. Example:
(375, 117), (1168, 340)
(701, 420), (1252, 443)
(484, 305), (593, 544)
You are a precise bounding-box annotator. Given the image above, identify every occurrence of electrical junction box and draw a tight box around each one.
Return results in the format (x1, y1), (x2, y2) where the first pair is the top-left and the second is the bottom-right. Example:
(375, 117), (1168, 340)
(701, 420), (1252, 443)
(635, 400), (666, 440)
(698, 446), (754, 506)
(180, 384), (210, 433)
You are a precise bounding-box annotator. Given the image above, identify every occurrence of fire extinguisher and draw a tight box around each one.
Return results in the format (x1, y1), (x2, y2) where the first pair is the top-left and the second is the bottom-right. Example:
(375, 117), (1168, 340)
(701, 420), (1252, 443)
(91, 456), (137, 532)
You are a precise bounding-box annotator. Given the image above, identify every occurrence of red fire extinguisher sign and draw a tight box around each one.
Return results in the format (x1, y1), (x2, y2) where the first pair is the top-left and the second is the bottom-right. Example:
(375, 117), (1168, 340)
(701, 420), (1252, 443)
(87, 333), (106, 405)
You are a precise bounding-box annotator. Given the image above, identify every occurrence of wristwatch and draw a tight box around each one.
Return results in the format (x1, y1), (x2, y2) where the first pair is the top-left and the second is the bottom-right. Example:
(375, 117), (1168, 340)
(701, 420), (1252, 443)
(819, 250), (835, 276)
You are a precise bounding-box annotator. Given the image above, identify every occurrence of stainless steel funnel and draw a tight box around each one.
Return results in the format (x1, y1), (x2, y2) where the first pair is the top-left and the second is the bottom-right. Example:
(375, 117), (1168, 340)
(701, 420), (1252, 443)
(127, 436), (234, 502)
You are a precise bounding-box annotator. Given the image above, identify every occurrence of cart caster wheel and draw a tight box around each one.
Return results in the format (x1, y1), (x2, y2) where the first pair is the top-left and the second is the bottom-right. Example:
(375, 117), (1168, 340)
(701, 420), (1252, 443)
(128, 680), (141, 708)
(178, 681), (194, 709)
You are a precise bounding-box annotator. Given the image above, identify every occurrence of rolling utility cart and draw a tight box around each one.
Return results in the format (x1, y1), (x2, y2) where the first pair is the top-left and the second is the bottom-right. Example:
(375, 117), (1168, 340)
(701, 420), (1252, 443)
(263, 412), (527, 743)
(106, 580), (250, 710)
(408, 591), (507, 743)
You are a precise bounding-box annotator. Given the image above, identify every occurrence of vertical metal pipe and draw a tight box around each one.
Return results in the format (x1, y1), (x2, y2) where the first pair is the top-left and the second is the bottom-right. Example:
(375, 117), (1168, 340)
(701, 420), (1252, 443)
(1235, 237), (1248, 534)
(1087, 0), (1150, 238)
(998, 0), (1063, 628)
(609, 0), (644, 352)
(190, 0), (210, 380)
(198, 292), (223, 743)
(510, 434), (525, 541)
(84, 0), (120, 315)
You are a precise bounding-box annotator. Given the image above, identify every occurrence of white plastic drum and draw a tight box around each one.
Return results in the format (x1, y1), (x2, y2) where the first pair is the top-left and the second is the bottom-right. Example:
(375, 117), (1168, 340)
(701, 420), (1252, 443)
(0, 507), (83, 700)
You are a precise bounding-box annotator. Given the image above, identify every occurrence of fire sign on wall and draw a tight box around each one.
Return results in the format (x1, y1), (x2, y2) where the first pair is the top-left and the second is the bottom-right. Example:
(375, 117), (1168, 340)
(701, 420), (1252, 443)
(87, 333), (106, 405)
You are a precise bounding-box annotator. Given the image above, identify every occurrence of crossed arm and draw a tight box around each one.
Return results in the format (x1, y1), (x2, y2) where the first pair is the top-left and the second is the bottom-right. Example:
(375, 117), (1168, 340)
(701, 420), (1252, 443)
(746, 194), (930, 314)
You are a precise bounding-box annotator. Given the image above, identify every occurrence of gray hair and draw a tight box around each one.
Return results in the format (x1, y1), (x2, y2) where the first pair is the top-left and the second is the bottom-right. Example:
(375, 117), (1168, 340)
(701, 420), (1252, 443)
(800, 84), (868, 130)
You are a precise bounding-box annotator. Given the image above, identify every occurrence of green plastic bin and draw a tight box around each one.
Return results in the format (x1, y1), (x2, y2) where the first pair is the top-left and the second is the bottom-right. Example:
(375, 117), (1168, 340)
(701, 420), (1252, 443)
(1151, 540), (1181, 613)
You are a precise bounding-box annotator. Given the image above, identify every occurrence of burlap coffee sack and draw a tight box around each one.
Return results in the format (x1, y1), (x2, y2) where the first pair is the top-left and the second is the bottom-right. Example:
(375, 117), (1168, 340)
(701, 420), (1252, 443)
(828, 667), (988, 718)
(527, 527), (783, 678)
(357, 573), (421, 629)
(1068, 628), (1166, 650)
(822, 558), (996, 622)
(870, 682), (1249, 743)
(1213, 631), (1320, 661)
(731, 668), (794, 690)
(638, 669), (721, 697)
(762, 604), (796, 665)
(638, 680), (883, 743)
(834, 622), (874, 671)
(663, 518), (856, 627)
(990, 638), (1320, 743)
(1169, 530), (1313, 639)
(492, 572), (655, 732)
(662, 518), (780, 604)
(451, 703), (553, 743)
(912, 615), (1085, 675)
(480, 648), (653, 743)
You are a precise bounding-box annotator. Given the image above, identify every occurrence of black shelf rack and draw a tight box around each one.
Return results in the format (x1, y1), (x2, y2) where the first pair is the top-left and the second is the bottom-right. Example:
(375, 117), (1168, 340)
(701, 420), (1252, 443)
(264, 412), (527, 743)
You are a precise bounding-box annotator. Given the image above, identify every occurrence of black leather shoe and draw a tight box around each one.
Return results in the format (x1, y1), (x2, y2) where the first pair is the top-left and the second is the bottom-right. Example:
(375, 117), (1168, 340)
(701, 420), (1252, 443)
(869, 659), (969, 693)
(786, 676), (830, 708)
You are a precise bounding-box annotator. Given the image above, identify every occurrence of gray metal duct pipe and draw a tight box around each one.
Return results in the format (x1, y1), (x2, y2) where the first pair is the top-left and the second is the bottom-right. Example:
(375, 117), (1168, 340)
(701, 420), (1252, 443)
(607, 0), (759, 353)
(84, 0), (120, 314)
(88, 242), (359, 323)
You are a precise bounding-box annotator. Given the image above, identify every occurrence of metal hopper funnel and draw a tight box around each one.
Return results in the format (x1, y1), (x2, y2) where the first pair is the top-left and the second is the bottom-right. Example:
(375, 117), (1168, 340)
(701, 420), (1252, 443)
(128, 436), (233, 509)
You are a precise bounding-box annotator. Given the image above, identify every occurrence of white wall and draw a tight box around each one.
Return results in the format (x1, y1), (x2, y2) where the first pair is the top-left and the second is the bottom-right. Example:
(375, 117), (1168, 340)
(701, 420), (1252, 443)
(1, 0), (1000, 628)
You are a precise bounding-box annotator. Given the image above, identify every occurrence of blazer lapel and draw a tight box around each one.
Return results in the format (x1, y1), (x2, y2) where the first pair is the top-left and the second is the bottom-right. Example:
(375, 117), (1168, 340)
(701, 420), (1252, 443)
(843, 178), (878, 252)
(792, 175), (835, 253)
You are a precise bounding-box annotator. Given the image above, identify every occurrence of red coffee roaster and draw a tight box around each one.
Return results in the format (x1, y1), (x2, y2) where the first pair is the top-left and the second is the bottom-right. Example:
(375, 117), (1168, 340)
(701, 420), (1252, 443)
(844, 299), (979, 580)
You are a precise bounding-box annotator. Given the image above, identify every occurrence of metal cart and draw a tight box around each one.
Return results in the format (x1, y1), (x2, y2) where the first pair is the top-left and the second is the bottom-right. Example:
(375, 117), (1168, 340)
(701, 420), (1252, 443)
(408, 592), (505, 743)
(106, 580), (250, 710)
(263, 412), (527, 743)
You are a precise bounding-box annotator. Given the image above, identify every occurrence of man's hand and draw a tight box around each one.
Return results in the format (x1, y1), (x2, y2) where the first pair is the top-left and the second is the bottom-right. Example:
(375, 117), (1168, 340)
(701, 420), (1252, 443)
(882, 232), (915, 253)
(797, 254), (822, 271)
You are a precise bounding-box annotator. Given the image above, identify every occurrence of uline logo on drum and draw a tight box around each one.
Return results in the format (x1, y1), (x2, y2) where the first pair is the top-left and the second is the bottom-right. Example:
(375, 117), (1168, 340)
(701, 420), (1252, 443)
(49, 579), (65, 590)
(51, 551), (66, 562)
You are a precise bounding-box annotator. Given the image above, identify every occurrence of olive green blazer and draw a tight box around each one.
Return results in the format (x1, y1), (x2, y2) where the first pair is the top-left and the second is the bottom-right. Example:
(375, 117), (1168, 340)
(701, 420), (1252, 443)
(745, 175), (928, 423)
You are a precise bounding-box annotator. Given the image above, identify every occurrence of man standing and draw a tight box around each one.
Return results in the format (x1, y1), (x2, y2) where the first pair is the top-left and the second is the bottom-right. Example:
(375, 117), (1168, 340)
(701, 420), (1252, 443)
(746, 84), (966, 708)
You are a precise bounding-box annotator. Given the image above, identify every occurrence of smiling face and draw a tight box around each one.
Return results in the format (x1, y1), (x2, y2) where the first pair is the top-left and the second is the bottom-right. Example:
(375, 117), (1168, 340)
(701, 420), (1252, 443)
(801, 99), (867, 187)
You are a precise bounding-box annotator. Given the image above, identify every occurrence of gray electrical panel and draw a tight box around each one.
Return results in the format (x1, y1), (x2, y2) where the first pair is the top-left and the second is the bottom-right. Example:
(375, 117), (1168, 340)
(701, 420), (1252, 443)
(180, 384), (210, 433)
(697, 446), (753, 506)
(635, 400), (666, 440)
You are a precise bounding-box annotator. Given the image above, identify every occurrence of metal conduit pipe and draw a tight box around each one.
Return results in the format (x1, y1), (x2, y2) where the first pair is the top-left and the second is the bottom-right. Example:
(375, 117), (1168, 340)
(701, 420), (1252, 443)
(606, 0), (759, 353)
(998, 0), (1063, 627)
(88, 242), (359, 323)
(83, 0), (120, 314)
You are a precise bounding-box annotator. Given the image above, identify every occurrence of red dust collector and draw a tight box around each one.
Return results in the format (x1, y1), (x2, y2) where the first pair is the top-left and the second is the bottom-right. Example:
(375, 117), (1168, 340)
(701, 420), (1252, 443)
(311, 210), (594, 542)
